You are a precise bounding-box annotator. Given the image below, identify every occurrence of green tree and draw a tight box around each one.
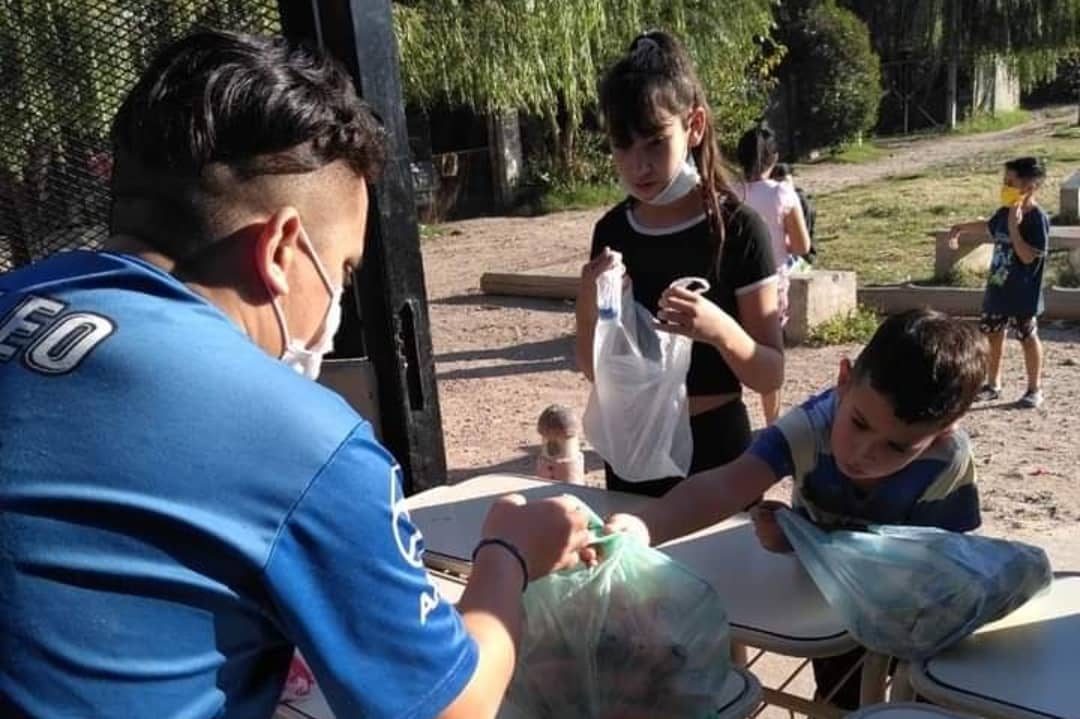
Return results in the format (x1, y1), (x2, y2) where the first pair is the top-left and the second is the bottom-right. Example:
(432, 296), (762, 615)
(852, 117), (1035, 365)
(843, 0), (1080, 128)
(0, 0), (277, 267)
(394, 0), (780, 171)
(774, 1), (882, 152)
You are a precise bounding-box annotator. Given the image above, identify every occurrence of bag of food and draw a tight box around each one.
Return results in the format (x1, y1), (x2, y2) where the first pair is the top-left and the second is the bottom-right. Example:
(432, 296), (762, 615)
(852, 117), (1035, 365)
(499, 507), (730, 718)
(583, 275), (702, 481)
(776, 508), (1052, 660)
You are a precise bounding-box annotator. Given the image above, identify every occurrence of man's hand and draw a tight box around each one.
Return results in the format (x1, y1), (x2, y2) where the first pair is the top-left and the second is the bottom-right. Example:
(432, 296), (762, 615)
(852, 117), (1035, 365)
(480, 494), (593, 582)
(750, 500), (793, 553)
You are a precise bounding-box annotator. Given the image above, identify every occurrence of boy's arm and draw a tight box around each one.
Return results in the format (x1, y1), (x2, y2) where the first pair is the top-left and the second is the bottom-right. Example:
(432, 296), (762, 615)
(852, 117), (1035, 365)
(948, 220), (991, 244)
(633, 453), (779, 546)
(1008, 205), (1047, 265)
(907, 449), (981, 532)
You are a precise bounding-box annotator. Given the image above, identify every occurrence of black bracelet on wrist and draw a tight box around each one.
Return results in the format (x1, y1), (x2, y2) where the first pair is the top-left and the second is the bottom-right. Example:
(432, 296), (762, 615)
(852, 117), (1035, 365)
(472, 537), (529, 592)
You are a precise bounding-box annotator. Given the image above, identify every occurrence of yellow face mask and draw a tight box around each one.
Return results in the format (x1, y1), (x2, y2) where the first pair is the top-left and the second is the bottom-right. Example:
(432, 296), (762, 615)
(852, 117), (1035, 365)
(1000, 185), (1024, 207)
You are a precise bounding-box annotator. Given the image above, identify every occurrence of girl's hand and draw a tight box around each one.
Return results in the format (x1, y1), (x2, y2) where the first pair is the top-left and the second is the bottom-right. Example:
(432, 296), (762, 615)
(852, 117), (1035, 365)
(579, 247), (625, 295)
(656, 286), (731, 346)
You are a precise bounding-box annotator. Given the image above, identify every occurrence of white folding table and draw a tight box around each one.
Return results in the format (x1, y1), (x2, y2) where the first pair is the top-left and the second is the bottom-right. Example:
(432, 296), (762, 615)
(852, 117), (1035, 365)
(907, 572), (1080, 719)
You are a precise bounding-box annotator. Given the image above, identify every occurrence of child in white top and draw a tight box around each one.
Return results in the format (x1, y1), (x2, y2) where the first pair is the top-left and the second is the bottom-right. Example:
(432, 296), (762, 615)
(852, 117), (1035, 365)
(736, 123), (811, 424)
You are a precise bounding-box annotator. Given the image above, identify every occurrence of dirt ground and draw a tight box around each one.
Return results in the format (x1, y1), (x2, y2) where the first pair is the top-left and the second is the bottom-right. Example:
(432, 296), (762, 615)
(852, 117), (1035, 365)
(422, 111), (1080, 572)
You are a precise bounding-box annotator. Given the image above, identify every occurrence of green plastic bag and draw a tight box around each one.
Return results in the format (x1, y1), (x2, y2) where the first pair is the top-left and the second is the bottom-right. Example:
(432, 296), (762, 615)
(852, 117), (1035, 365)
(498, 507), (731, 719)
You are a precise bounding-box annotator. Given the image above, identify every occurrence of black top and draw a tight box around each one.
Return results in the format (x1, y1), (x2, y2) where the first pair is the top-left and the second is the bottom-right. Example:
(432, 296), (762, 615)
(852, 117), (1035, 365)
(590, 197), (777, 396)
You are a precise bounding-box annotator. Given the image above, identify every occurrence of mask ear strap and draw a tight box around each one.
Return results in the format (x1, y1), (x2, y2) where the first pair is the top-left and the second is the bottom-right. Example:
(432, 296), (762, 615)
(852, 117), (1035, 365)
(268, 291), (293, 356)
(298, 230), (338, 294)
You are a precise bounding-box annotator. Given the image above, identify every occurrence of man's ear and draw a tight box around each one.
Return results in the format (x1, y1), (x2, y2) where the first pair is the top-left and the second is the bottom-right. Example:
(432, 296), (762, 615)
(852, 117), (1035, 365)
(255, 207), (303, 298)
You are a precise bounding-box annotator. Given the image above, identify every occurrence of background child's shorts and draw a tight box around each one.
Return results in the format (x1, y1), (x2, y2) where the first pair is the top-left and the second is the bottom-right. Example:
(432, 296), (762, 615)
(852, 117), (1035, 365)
(979, 313), (1037, 340)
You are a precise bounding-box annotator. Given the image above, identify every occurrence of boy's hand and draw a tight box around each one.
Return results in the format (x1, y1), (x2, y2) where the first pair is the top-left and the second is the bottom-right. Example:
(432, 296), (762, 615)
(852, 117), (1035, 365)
(656, 286), (730, 346)
(1008, 200), (1025, 230)
(946, 224), (961, 251)
(604, 512), (651, 546)
(750, 500), (793, 553)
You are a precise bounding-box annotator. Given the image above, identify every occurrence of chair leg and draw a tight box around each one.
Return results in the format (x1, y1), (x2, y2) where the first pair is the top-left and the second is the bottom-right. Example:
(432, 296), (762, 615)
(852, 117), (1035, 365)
(859, 652), (890, 705)
(731, 641), (749, 667)
(889, 662), (916, 702)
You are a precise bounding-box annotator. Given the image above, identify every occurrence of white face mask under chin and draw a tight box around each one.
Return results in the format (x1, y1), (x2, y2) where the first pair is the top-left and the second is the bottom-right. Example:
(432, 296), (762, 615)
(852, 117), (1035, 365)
(622, 154), (701, 206)
(269, 234), (344, 380)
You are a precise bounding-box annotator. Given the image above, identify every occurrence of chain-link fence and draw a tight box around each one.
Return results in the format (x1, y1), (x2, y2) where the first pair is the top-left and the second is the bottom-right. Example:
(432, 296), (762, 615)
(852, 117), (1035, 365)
(0, 0), (280, 274)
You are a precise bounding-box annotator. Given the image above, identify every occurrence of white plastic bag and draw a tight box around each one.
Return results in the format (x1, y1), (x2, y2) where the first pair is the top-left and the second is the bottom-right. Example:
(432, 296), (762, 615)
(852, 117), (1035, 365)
(776, 508), (1052, 660)
(583, 275), (701, 481)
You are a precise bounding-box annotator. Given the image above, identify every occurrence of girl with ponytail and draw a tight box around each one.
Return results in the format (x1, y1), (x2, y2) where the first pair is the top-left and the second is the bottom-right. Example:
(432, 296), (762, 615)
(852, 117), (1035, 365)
(735, 122), (812, 425)
(575, 30), (783, 497)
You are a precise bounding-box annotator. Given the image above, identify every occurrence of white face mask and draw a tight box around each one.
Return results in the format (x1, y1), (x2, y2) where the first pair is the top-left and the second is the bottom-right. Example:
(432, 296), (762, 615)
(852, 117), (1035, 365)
(621, 150), (701, 206)
(269, 232), (344, 380)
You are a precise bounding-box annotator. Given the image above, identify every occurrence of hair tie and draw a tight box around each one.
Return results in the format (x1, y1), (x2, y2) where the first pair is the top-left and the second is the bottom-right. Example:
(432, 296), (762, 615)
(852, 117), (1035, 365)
(630, 33), (661, 55)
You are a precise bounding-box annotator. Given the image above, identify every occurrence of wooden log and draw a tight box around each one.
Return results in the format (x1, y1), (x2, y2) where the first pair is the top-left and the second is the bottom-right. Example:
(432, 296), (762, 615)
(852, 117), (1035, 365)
(480, 272), (578, 300)
(858, 283), (1080, 320)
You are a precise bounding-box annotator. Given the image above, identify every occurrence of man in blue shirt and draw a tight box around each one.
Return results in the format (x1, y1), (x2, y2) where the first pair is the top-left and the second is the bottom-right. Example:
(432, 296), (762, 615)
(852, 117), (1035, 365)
(950, 156), (1051, 409)
(0, 30), (591, 719)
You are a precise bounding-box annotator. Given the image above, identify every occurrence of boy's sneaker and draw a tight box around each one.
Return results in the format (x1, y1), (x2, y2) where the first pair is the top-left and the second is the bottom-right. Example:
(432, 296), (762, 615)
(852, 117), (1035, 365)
(975, 384), (1001, 402)
(1017, 389), (1043, 409)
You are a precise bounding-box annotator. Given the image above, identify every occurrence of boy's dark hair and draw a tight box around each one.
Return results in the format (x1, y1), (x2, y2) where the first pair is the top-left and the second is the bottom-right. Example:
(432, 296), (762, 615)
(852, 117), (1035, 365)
(110, 29), (384, 258)
(736, 123), (780, 182)
(598, 30), (735, 258)
(1004, 156), (1046, 183)
(852, 309), (988, 426)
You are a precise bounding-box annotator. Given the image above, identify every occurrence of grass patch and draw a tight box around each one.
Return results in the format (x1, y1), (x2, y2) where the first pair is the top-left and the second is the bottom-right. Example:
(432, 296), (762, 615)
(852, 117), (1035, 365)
(419, 223), (446, 241)
(826, 141), (888, 165)
(806, 306), (881, 346)
(812, 131), (1078, 285)
(1050, 125), (1080, 140)
(536, 182), (624, 214)
(1048, 252), (1080, 288)
(914, 267), (986, 288)
(953, 109), (1032, 135)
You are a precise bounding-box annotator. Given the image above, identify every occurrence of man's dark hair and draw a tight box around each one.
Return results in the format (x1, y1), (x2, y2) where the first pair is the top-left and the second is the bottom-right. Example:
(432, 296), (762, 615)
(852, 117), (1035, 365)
(852, 309), (988, 426)
(1004, 156), (1046, 183)
(109, 29), (384, 258)
(112, 29), (383, 178)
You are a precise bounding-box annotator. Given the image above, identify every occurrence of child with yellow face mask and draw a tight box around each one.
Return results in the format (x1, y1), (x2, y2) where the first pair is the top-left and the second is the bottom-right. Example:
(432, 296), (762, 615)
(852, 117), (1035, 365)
(949, 156), (1049, 408)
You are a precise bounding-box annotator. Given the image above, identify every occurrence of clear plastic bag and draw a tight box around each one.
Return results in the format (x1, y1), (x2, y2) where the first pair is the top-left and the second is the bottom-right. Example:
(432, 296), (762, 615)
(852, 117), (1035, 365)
(499, 508), (731, 719)
(776, 508), (1053, 660)
(583, 278), (701, 481)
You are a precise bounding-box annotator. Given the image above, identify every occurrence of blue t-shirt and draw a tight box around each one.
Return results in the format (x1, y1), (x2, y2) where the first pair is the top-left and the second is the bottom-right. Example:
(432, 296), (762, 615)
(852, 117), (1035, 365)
(748, 389), (980, 532)
(982, 205), (1050, 317)
(0, 252), (476, 719)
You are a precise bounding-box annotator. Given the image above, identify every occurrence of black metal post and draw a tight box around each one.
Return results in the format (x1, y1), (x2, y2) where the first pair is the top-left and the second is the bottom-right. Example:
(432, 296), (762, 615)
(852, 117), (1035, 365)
(278, 0), (448, 494)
